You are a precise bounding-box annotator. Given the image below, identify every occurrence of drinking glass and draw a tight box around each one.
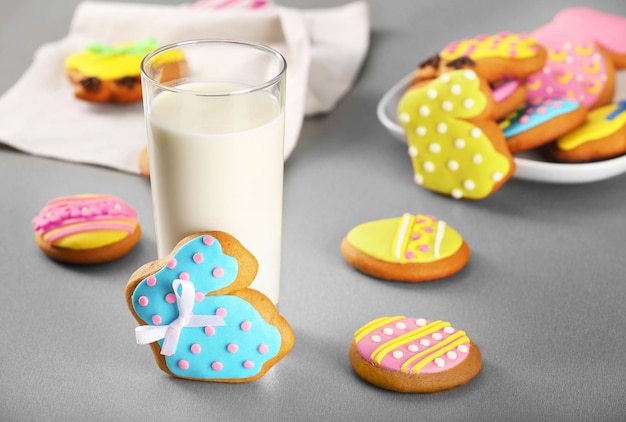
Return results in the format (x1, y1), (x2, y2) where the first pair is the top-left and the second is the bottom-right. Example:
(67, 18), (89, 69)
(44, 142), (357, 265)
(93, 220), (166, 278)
(141, 39), (286, 304)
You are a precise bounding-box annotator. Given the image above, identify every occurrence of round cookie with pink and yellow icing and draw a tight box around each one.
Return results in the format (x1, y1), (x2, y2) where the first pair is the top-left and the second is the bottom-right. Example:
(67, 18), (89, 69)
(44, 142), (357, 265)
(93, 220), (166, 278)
(341, 213), (470, 282)
(349, 316), (482, 393)
(398, 69), (515, 200)
(32, 194), (141, 264)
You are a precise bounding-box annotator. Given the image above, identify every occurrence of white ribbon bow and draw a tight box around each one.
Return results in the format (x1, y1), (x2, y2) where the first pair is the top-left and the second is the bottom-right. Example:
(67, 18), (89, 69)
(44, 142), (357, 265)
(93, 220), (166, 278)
(135, 278), (226, 356)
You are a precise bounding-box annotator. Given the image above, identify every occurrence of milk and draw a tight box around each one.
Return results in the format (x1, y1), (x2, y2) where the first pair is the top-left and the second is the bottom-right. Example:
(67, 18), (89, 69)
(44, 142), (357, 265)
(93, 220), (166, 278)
(147, 82), (284, 304)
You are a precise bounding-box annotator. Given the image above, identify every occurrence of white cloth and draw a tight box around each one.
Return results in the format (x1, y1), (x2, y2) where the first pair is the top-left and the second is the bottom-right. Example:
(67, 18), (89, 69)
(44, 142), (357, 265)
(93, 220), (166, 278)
(0, 1), (369, 173)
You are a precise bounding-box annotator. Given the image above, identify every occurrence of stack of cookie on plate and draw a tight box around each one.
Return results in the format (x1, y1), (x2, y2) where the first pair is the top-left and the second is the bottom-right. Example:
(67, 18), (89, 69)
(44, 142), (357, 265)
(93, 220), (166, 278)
(397, 7), (626, 199)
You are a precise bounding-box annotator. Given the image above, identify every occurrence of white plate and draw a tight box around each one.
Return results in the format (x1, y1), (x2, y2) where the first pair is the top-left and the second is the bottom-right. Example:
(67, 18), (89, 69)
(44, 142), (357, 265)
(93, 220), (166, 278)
(376, 72), (626, 184)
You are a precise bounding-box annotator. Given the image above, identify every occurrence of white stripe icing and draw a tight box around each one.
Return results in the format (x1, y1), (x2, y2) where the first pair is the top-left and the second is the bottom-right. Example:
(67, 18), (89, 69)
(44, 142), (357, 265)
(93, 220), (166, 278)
(394, 213), (412, 261)
(434, 220), (447, 259)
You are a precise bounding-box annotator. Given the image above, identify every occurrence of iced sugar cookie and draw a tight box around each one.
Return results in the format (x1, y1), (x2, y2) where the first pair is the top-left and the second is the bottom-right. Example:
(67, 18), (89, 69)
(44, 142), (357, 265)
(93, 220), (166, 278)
(126, 231), (294, 382)
(349, 316), (482, 393)
(525, 44), (614, 110)
(500, 98), (587, 153)
(65, 38), (186, 103)
(551, 100), (626, 162)
(528, 8), (626, 109)
(398, 69), (515, 200)
(417, 32), (546, 84)
(32, 194), (141, 264)
(415, 33), (547, 119)
(341, 213), (470, 282)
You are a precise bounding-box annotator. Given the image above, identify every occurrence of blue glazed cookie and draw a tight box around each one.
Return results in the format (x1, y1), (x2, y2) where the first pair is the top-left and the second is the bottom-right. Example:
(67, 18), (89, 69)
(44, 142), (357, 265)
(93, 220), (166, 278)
(499, 98), (587, 153)
(125, 231), (294, 382)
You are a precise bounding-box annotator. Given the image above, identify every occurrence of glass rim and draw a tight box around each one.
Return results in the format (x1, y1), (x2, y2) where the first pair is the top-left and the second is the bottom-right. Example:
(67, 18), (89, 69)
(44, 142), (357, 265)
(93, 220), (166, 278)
(140, 39), (287, 96)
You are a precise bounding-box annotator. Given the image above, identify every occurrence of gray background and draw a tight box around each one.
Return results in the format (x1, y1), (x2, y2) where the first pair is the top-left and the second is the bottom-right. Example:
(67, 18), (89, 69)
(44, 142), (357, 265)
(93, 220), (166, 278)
(2, 0), (626, 421)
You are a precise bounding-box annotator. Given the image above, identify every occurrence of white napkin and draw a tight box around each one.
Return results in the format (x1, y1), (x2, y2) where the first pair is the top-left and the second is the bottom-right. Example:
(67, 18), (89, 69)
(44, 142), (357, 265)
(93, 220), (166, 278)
(0, 0), (369, 173)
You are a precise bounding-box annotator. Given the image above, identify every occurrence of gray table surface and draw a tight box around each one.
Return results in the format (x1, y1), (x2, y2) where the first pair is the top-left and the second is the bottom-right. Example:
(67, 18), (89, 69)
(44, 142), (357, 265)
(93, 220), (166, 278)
(2, 0), (626, 421)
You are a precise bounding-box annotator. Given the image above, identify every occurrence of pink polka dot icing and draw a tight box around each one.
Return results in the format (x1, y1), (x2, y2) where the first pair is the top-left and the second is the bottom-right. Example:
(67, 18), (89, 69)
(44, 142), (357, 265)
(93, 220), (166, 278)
(354, 317), (471, 374)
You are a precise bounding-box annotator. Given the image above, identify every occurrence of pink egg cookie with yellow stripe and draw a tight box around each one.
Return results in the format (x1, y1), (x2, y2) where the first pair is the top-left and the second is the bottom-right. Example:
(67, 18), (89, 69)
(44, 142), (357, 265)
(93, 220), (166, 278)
(32, 194), (141, 264)
(341, 213), (470, 282)
(349, 316), (482, 393)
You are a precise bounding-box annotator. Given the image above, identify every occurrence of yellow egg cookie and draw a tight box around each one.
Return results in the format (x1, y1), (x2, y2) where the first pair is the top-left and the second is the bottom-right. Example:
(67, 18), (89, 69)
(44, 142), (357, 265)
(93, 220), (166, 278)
(551, 100), (626, 162)
(398, 69), (515, 200)
(341, 213), (470, 282)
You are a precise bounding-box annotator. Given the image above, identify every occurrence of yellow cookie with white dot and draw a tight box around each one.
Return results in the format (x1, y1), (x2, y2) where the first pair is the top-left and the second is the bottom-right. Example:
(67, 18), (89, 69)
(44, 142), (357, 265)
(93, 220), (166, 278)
(398, 69), (515, 200)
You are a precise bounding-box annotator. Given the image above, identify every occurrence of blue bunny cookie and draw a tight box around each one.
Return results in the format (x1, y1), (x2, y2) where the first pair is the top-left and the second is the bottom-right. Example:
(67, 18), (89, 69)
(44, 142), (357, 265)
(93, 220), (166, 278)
(125, 231), (294, 382)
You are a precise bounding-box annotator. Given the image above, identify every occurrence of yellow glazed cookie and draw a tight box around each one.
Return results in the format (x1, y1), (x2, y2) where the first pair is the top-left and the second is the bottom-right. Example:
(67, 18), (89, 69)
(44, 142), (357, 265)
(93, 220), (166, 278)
(398, 69), (515, 200)
(65, 38), (186, 103)
(551, 100), (626, 162)
(437, 32), (546, 83)
(414, 33), (546, 119)
(341, 213), (470, 282)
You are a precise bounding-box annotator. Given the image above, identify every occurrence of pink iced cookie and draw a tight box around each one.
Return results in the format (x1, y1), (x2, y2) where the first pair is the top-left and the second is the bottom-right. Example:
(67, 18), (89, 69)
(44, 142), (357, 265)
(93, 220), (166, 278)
(527, 7), (626, 109)
(526, 42), (612, 109)
(349, 316), (482, 393)
(32, 194), (141, 264)
(531, 7), (626, 62)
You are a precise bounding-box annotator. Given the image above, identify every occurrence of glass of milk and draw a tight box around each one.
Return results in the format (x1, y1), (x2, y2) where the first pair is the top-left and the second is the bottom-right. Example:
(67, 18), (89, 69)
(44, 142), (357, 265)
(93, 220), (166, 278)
(140, 40), (286, 304)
